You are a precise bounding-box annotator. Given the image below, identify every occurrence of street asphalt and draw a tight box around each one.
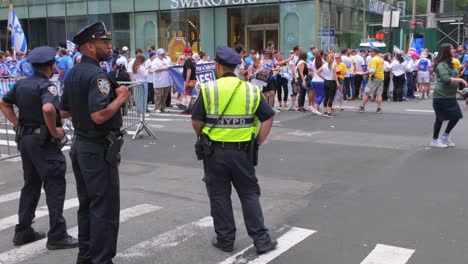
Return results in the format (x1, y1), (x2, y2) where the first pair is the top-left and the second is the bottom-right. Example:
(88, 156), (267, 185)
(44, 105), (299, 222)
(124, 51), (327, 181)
(1, 98), (468, 264)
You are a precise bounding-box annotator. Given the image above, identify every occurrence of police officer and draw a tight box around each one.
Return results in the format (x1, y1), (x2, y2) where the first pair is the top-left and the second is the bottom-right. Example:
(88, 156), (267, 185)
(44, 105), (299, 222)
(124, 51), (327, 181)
(191, 46), (278, 254)
(0, 47), (78, 249)
(59, 22), (130, 264)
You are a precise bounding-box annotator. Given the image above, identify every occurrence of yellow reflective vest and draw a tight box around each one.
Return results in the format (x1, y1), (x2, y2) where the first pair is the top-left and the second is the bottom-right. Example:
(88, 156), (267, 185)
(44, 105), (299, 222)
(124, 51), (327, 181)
(201, 76), (261, 142)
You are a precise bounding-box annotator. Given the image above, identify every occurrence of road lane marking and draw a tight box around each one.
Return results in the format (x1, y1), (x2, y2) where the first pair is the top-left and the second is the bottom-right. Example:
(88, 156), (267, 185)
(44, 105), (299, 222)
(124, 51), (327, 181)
(360, 244), (415, 264)
(116, 216), (213, 259)
(218, 227), (316, 264)
(405, 109), (434, 113)
(0, 198), (79, 232)
(287, 130), (321, 137)
(0, 191), (21, 204)
(0, 204), (162, 264)
(0, 140), (16, 147)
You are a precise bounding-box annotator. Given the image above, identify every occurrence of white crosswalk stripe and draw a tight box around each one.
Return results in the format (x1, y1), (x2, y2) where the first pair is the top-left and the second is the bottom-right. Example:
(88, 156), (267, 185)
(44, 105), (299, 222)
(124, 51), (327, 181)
(0, 191), (21, 204)
(360, 244), (415, 264)
(0, 204), (162, 264)
(218, 227), (316, 264)
(116, 216), (213, 260)
(0, 198), (79, 232)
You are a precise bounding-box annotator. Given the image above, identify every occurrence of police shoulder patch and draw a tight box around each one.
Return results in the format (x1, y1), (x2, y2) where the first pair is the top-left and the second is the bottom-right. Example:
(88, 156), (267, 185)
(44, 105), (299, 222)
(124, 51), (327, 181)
(47, 85), (58, 97)
(97, 78), (111, 96)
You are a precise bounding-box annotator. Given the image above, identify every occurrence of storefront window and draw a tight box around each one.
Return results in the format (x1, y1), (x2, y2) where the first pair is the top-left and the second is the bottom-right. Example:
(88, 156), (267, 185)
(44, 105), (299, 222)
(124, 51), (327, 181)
(47, 16), (65, 47)
(112, 13), (130, 51)
(135, 12), (157, 53)
(29, 18), (47, 47)
(67, 15), (88, 43)
(158, 10), (199, 62)
(228, 5), (279, 52)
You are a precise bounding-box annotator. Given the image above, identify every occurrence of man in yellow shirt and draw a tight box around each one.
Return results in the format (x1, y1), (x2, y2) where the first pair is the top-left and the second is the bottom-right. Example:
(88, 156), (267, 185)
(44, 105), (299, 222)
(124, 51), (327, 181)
(355, 47), (384, 113)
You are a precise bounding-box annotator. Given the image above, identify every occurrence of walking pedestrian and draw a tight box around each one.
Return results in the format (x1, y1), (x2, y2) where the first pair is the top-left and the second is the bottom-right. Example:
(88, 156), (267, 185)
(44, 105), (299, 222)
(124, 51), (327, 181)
(430, 43), (468, 148)
(356, 47), (384, 113)
(152, 48), (172, 113)
(319, 52), (338, 117)
(60, 21), (131, 264)
(0, 46), (78, 249)
(191, 45), (277, 255)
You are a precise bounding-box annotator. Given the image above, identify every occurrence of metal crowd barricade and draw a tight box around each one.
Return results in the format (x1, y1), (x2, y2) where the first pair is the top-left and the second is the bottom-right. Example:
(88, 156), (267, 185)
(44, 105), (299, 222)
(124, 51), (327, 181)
(119, 82), (157, 140)
(0, 78), (20, 161)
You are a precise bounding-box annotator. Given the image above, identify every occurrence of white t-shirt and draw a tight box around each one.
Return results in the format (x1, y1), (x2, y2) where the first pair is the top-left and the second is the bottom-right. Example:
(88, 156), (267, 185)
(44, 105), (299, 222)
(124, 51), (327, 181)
(310, 60), (325, 82)
(127, 58), (135, 73)
(354, 55), (365, 72)
(391, 61), (407, 76)
(341, 55), (352, 77)
(320, 63), (335, 81)
(145, 58), (153, 83)
(133, 65), (147, 82)
(416, 58), (432, 78)
(152, 57), (172, 88)
(384, 61), (391, 72)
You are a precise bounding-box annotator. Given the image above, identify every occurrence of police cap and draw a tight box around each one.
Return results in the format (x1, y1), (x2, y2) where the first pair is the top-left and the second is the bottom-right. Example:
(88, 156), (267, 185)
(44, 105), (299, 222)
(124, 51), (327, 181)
(73, 21), (111, 46)
(27, 46), (56, 64)
(214, 46), (241, 68)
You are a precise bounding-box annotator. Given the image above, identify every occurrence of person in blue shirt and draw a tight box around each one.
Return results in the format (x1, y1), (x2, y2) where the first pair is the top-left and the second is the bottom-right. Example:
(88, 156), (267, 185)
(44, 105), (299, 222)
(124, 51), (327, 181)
(0, 51), (11, 78)
(245, 50), (255, 67)
(72, 47), (82, 64)
(18, 50), (35, 77)
(57, 48), (73, 83)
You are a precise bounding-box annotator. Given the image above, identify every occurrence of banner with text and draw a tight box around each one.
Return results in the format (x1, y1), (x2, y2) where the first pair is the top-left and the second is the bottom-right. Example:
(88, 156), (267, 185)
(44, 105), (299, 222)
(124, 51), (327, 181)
(168, 63), (216, 96)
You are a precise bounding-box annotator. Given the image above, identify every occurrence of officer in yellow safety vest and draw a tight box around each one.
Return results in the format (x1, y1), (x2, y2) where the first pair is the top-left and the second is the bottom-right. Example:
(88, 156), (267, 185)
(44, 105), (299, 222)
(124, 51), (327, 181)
(191, 46), (277, 254)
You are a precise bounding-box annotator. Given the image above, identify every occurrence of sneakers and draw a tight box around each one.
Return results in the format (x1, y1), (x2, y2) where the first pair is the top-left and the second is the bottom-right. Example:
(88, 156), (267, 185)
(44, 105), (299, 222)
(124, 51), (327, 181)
(323, 112), (334, 117)
(376, 108), (383, 114)
(288, 107), (298, 111)
(359, 106), (365, 112)
(440, 134), (455, 147)
(430, 138), (448, 148)
(13, 227), (46, 246)
(273, 108), (281, 114)
(311, 108), (323, 116)
(46, 235), (79, 250)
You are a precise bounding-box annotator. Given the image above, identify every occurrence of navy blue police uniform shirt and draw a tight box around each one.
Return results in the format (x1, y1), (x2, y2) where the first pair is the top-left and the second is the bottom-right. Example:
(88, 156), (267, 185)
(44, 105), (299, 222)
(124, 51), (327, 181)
(191, 73), (275, 125)
(60, 55), (122, 139)
(2, 72), (61, 127)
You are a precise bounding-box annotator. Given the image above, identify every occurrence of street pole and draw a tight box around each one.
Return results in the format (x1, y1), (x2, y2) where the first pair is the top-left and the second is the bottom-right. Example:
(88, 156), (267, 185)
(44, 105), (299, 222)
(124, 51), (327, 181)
(389, 8), (393, 54)
(363, 0), (367, 39)
(315, 0), (320, 48)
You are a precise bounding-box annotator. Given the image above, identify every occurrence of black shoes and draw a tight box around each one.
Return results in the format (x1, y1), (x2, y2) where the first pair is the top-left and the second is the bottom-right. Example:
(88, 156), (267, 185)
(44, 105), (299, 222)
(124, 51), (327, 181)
(256, 239), (278, 254)
(212, 237), (234, 252)
(46, 235), (79, 250)
(13, 227), (46, 246)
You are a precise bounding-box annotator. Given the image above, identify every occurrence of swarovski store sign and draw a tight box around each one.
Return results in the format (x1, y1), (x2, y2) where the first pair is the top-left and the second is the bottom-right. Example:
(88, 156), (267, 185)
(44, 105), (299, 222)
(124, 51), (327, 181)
(170, 0), (257, 9)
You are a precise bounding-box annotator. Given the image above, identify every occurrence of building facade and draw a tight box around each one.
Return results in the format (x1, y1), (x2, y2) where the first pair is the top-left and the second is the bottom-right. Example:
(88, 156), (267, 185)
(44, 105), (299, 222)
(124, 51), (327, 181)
(0, 0), (391, 60)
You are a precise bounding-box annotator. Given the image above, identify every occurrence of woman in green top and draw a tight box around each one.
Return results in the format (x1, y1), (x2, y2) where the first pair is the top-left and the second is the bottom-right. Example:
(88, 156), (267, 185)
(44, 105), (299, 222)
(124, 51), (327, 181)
(431, 43), (468, 148)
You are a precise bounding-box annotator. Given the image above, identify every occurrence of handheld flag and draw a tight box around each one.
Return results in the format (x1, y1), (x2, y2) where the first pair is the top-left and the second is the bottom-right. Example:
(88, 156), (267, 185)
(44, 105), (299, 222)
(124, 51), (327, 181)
(8, 6), (28, 54)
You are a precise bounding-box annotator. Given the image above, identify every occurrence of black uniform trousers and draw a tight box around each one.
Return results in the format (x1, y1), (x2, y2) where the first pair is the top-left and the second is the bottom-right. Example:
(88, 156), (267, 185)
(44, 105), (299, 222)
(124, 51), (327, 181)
(70, 139), (120, 264)
(18, 134), (67, 241)
(203, 147), (271, 248)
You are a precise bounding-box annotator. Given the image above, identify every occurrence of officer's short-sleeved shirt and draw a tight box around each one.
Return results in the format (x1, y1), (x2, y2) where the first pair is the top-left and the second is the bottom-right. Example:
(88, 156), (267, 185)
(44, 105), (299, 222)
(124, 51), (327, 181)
(60, 55), (122, 139)
(191, 73), (275, 123)
(2, 73), (61, 127)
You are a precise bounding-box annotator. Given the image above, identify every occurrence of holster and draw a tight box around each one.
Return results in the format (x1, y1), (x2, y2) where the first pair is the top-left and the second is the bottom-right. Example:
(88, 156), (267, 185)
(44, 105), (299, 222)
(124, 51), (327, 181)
(106, 131), (124, 163)
(248, 134), (260, 166)
(14, 124), (24, 150)
(195, 134), (212, 160)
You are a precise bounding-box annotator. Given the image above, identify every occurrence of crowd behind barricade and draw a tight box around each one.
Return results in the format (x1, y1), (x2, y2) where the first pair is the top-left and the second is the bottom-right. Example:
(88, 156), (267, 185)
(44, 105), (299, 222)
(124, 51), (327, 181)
(1, 41), (467, 117)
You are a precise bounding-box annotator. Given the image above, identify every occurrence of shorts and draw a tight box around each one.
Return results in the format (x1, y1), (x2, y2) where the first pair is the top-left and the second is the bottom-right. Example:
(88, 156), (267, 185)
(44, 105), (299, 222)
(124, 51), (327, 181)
(417, 76), (430, 84)
(433, 98), (463, 121)
(262, 80), (276, 93)
(364, 79), (383, 97)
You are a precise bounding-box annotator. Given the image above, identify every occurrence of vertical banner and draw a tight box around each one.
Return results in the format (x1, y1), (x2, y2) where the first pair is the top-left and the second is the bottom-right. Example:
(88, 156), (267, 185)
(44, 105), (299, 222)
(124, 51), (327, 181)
(167, 62), (216, 96)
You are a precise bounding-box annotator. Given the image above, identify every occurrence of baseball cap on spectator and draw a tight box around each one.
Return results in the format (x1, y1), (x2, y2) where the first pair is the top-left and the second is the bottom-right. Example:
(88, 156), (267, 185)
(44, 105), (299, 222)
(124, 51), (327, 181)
(369, 47), (380, 53)
(183, 47), (192, 54)
(156, 48), (165, 55)
(249, 50), (255, 54)
(122, 46), (129, 52)
(149, 51), (156, 58)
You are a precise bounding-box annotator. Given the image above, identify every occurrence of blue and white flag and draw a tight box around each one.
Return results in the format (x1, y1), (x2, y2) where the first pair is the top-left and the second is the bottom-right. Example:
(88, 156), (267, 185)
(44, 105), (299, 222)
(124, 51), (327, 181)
(8, 6), (27, 54)
(168, 63), (216, 96)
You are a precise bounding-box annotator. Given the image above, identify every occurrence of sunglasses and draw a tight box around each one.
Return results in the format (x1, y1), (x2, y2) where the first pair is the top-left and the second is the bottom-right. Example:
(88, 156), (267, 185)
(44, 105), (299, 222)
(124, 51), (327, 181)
(179, 58), (185, 61)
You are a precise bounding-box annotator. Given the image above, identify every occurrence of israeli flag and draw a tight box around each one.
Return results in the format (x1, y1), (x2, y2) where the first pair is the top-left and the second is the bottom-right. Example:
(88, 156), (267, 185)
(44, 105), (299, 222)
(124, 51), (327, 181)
(8, 7), (27, 54)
